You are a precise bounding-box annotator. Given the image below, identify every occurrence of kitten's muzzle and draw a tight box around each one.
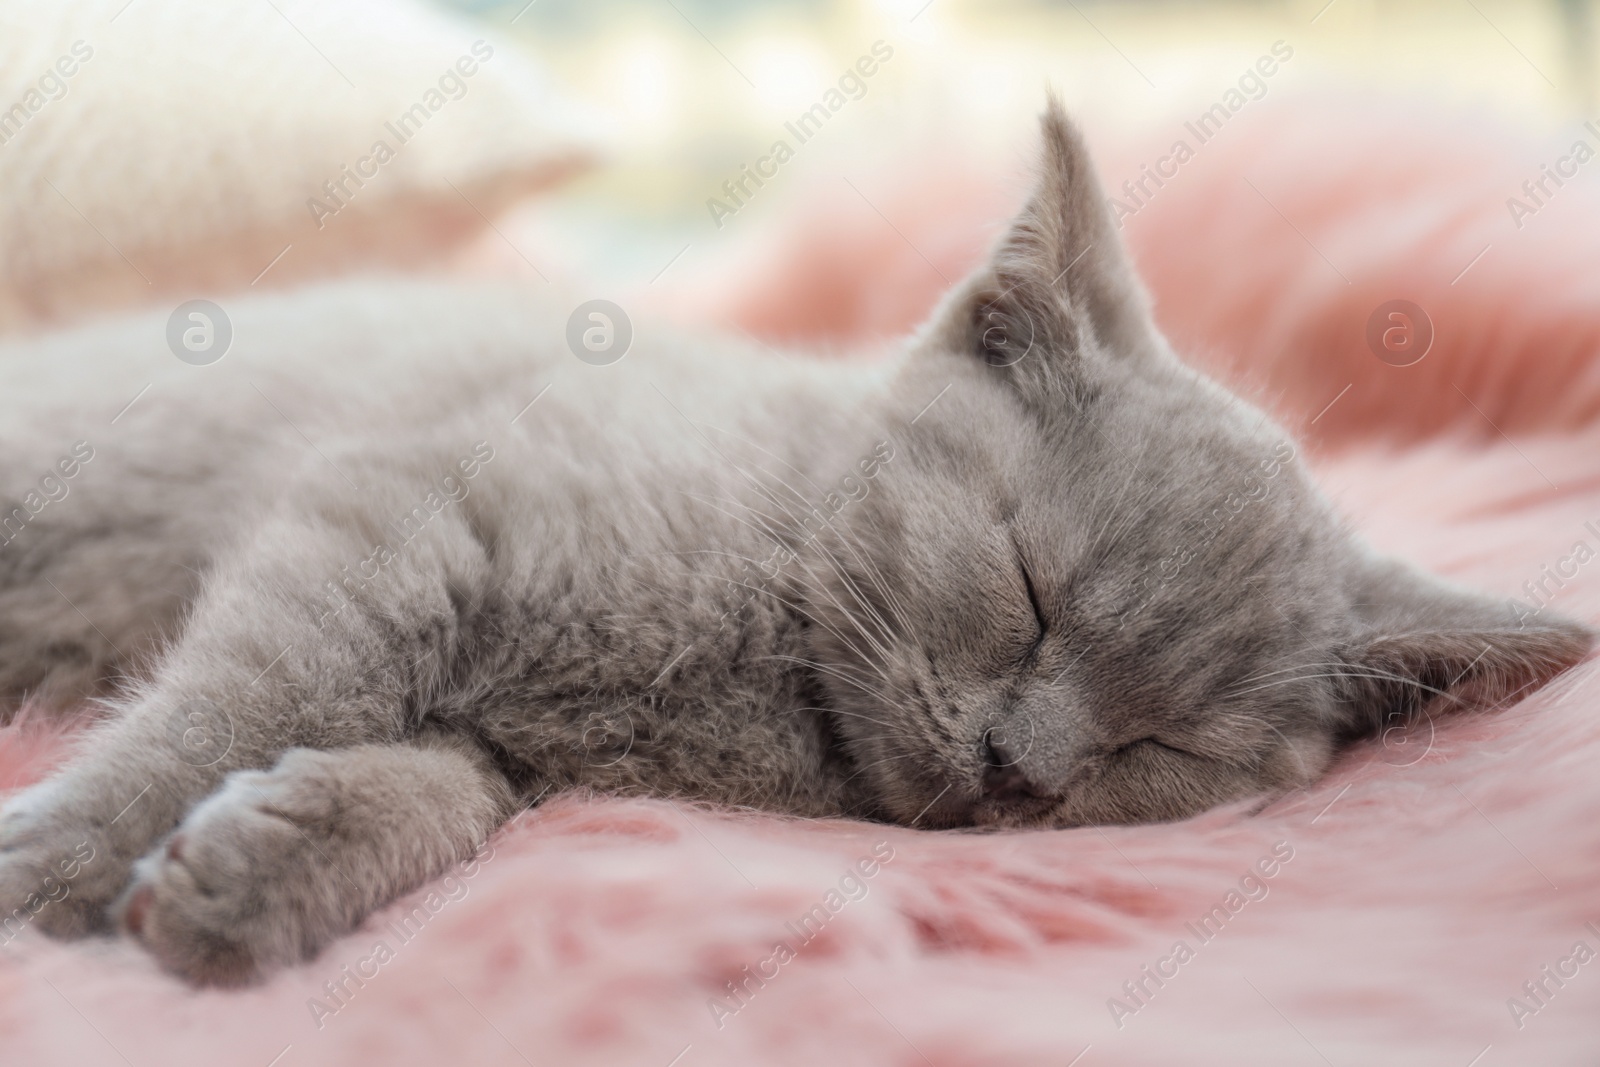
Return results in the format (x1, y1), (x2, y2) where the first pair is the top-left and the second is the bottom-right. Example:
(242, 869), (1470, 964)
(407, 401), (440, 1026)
(980, 727), (1050, 802)
(980, 760), (1045, 802)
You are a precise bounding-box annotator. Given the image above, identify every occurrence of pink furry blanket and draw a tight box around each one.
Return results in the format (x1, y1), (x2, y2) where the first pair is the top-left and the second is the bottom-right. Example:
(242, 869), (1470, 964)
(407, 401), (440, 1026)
(5, 99), (1599, 1065)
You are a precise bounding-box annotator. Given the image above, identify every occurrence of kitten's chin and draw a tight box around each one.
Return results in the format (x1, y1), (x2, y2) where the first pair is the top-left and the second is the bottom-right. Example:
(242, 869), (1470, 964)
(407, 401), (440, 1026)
(919, 791), (1066, 830)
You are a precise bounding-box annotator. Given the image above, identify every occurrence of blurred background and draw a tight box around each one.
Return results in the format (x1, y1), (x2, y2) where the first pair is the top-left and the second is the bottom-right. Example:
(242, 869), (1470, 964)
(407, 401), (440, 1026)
(6, 0), (1598, 425)
(433, 0), (1600, 286)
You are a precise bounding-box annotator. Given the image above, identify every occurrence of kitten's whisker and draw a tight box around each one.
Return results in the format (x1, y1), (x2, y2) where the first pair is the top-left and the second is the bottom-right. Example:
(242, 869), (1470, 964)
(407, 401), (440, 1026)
(761, 654), (898, 706)
(1227, 668), (1465, 708)
(717, 462), (901, 650)
(698, 423), (910, 621)
(693, 427), (913, 637)
(676, 438), (910, 659)
(781, 549), (896, 662)
(667, 497), (900, 664)
(805, 533), (900, 647)
(838, 749), (927, 788)
(817, 516), (911, 634)
(745, 468), (903, 644)
(1228, 641), (1346, 687)
(685, 434), (839, 547)
(681, 490), (803, 548)
(792, 705), (916, 739)
(698, 494), (891, 660)
(1226, 661), (1439, 693)
(646, 565), (871, 665)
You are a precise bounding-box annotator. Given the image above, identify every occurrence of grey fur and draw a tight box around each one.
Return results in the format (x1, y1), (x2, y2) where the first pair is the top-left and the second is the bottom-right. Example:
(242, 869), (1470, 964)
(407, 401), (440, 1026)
(0, 101), (1589, 984)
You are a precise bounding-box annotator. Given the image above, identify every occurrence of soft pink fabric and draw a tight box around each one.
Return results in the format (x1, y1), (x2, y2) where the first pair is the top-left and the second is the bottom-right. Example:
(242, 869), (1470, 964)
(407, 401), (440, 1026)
(5, 98), (1600, 1064)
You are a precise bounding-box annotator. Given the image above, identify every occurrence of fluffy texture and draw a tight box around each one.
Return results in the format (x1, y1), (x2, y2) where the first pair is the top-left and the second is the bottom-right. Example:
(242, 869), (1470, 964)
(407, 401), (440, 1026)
(2, 97), (1599, 1062)
(0, 0), (599, 334)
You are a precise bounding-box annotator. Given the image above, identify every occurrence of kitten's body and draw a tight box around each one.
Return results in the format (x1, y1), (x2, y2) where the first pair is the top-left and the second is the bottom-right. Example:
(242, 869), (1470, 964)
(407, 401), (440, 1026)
(0, 106), (1588, 984)
(3, 280), (902, 812)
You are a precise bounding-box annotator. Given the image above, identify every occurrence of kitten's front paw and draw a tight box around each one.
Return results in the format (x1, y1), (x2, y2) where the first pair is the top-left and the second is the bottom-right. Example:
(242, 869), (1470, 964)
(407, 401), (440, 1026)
(116, 754), (358, 985)
(0, 790), (120, 938)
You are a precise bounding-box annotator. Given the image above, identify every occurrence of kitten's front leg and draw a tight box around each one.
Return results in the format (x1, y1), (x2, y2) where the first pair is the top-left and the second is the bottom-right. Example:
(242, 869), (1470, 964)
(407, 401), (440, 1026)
(0, 671), (403, 942)
(0, 683), (305, 939)
(0, 511), (456, 940)
(116, 732), (516, 985)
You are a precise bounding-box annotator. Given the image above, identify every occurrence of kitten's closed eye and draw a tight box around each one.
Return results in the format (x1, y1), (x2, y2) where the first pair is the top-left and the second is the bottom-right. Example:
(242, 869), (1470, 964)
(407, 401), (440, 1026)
(1018, 555), (1047, 650)
(1118, 738), (1191, 759)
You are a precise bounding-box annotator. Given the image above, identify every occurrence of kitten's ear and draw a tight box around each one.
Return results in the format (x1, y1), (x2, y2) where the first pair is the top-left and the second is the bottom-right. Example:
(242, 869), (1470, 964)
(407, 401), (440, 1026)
(1334, 557), (1594, 737)
(926, 96), (1160, 393)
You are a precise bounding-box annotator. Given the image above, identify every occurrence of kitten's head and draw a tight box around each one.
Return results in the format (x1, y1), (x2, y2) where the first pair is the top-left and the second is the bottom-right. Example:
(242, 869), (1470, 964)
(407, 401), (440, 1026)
(805, 99), (1594, 829)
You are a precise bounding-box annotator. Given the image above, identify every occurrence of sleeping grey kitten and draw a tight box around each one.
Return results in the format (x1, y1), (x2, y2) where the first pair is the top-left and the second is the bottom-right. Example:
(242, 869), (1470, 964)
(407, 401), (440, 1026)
(0, 102), (1589, 985)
